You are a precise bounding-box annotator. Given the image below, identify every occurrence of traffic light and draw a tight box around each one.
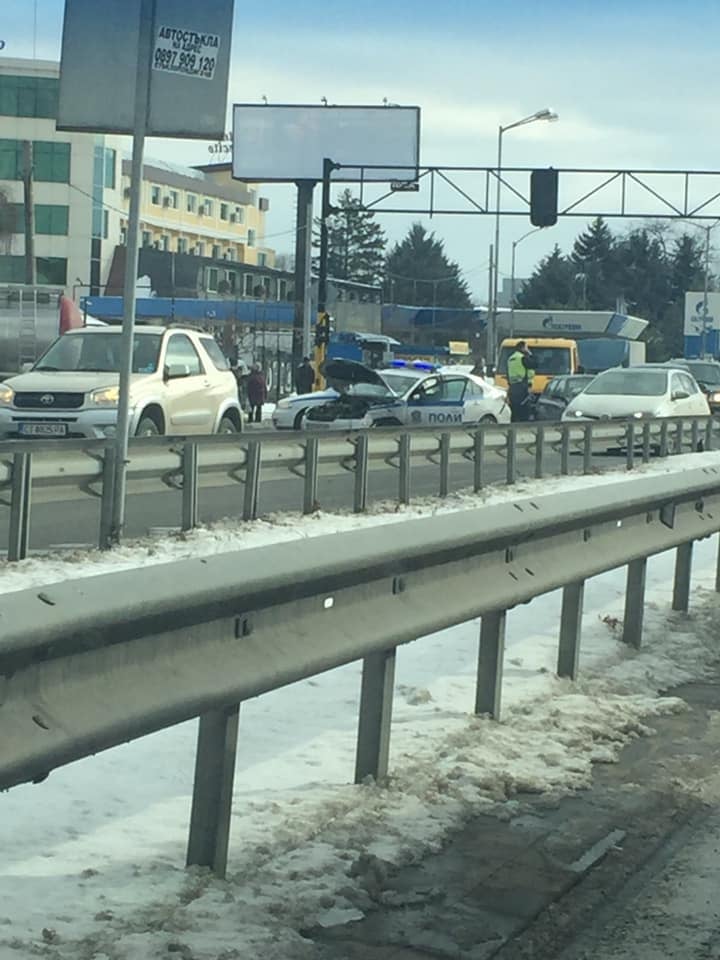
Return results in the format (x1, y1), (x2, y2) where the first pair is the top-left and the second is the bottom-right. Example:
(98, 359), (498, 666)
(314, 311), (331, 346)
(530, 168), (559, 227)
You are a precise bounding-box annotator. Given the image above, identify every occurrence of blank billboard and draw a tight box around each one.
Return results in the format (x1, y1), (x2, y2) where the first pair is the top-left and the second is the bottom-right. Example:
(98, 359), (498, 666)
(231, 104), (420, 182)
(57, 0), (234, 138)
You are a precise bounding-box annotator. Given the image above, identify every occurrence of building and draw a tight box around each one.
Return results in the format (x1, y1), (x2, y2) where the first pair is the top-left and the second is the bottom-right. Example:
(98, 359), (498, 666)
(0, 58), (275, 297)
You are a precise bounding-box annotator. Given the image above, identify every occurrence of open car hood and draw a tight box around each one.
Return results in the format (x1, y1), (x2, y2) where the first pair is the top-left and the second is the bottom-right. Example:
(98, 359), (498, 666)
(322, 359), (393, 393)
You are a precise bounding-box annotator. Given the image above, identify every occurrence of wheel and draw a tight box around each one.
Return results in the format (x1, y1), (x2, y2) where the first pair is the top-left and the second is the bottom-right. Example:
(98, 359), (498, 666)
(217, 415), (239, 434)
(135, 416), (160, 437)
(293, 408), (307, 430)
(479, 414), (497, 424)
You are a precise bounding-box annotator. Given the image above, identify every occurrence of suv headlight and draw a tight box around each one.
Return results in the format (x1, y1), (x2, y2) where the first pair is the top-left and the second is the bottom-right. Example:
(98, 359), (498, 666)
(0, 384), (14, 406)
(90, 386), (120, 407)
(710, 391), (720, 404)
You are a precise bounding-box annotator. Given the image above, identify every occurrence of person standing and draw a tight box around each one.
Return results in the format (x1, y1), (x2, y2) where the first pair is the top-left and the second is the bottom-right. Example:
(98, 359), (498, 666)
(246, 364), (268, 424)
(295, 356), (315, 394)
(507, 341), (535, 422)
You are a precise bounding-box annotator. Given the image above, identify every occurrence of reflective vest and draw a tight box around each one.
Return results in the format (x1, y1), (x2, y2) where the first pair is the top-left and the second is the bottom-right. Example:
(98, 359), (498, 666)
(508, 350), (534, 383)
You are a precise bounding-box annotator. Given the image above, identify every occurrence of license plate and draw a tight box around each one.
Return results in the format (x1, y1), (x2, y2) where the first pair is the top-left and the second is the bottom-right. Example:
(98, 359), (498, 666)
(18, 422), (68, 437)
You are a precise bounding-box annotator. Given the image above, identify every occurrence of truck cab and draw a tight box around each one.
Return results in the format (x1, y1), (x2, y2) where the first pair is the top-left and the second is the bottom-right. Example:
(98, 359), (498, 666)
(495, 338), (580, 395)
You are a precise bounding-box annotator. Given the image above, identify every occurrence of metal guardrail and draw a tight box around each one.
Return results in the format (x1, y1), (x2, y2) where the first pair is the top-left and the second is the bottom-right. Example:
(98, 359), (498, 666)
(1, 465), (720, 875)
(0, 415), (717, 560)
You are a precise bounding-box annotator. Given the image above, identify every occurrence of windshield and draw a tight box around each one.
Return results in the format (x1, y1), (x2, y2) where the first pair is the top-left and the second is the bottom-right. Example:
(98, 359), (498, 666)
(585, 370), (667, 397)
(34, 332), (162, 374)
(686, 362), (720, 385)
(498, 345), (572, 375)
(566, 376), (594, 398)
(378, 373), (422, 394)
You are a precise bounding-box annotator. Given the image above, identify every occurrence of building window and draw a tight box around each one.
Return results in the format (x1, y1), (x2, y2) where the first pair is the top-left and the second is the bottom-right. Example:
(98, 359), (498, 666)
(161, 235), (169, 251)
(207, 267), (219, 292)
(169, 190), (179, 209)
(212, 244), (220, 259)
(142, 231), (151, 246)
(244, 273), (254, 296)
(279, 279), (287, 300)
(151, 185), (161, 205)
(226, 270), (237, 291)
(177, 238), (187, 254)
(103, 209), (109, 239)
(33, 142), (71, 183)
(247, 229), (256, 247)
(120, 226), (127, 245)
(234, 207), (245, 225)
(187, 193), (196, 213)
(197, 242), (205, 257)
(104, 148), (116, 189)
(34, 204), (70, 236)
(225, 248), (234, 261)
(0, 255), (24, 282)
(0, 75), (59, 119)
(0, 139), (22, 179)
(257, 252), (267, 267)
(203, 198), (213, 217)
(220, 202), (229, 221)
(36, 257), (67, 285)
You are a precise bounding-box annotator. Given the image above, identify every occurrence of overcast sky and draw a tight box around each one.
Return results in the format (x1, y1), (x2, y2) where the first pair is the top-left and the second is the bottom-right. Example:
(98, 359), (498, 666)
(5, 0), (720, 301)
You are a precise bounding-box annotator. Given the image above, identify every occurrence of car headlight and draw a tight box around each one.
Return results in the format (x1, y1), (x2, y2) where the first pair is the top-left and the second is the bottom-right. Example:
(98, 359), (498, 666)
(0, 384), (14, 406)
(710, 392), (720, 404)
(276, 399), (291, 410)
(90, 386), (120, 407)
(573, 409), (584, 417)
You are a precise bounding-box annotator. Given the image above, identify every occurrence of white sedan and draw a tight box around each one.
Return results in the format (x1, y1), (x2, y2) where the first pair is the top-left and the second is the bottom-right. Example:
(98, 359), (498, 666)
(304, 360), (510, 430)
(561, 366), (710, 421)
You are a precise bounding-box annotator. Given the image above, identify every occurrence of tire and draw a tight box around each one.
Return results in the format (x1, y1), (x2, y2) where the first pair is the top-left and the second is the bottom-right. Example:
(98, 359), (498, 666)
(479, 414), (497, 424)
(293, 408), (307, 430)
(135, 415), (160, 437)
(217, 415), (239, 435)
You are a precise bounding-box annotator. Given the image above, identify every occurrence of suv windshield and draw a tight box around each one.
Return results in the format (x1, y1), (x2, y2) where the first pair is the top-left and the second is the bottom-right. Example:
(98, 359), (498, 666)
(685, 362), (720, 386)
(34, 332), (162, 374)
(585, 370), (667, 397)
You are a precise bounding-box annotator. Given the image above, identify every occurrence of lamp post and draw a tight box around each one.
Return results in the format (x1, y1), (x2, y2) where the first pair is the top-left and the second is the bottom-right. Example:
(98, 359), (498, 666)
(488, 108), (558, 370)
(509, 227), (544, 337)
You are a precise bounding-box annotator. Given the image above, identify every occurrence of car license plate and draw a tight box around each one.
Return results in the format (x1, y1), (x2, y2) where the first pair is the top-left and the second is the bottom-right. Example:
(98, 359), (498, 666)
(18, 422), (68, 437)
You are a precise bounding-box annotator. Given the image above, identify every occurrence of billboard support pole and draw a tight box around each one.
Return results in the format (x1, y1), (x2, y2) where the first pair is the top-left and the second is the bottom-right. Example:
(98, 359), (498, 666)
(313, 158), (336, 390)
(292, 179), (315, 371)
(108, 0), (156, 545)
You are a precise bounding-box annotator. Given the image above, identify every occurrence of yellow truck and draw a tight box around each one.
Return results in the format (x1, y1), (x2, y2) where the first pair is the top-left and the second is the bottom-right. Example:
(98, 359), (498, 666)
(495, 337), (580, 395)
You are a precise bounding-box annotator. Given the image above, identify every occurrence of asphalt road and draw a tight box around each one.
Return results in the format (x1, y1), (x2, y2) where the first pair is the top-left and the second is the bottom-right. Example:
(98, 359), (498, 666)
(0, 445), (630, 554)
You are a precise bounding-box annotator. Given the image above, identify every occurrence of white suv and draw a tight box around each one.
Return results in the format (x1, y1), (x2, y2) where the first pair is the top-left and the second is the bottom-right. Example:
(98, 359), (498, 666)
(0, 325), (243, 439)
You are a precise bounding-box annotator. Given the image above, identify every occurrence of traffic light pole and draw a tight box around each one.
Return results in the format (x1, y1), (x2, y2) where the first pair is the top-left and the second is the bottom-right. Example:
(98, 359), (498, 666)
(314, 158), (337, 390)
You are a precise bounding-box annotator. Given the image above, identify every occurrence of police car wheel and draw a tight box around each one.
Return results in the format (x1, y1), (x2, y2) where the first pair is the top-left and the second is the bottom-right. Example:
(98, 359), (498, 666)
(479, 414), (497, 424)
(293, 409), (307, 430)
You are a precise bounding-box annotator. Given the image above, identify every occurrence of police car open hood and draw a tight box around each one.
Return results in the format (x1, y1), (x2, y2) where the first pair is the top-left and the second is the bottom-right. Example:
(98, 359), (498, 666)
(322, 359), (394, 394)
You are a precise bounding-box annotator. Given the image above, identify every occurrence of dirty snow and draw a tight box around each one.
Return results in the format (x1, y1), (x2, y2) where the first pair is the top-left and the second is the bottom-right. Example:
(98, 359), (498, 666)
(1, 453), (720, 958)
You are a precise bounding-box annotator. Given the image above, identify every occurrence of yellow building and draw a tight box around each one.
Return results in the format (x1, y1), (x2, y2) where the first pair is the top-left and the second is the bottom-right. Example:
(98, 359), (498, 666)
(121, 157), (274, 270)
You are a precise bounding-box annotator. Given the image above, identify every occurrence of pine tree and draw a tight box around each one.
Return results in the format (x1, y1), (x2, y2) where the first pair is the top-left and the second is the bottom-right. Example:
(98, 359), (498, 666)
(570, 217), (616, 309)
(317, 188), (387, 287)
(384, 223), (472, 308)
(515, 245), (575, 309)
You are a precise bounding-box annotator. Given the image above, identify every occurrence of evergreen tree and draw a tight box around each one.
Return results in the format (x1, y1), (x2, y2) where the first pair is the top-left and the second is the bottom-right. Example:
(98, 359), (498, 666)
(384, 223), (472, 308)
(317, 188), (387, 287)
(515, 245), (576, 309)
(570, 217), (616, 309)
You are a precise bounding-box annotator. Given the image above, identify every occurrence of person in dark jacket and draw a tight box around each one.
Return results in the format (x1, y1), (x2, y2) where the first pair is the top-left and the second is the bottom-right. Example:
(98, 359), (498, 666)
(295, 357), (315, 394)
(246, 364), (268, 423)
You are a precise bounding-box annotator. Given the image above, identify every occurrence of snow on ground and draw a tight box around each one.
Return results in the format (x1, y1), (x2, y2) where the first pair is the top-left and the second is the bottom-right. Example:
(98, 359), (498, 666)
(2, 454), (720, 958)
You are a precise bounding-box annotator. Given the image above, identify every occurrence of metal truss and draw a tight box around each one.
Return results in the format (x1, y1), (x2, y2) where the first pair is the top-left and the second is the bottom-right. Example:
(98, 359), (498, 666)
(328, 162), (720, 221)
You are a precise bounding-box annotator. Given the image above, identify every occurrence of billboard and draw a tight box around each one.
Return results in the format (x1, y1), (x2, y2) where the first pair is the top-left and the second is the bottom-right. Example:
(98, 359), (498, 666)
(57, 0), (234, 138)
(231, 104), (420, 182)
(684, 292), (720, 335)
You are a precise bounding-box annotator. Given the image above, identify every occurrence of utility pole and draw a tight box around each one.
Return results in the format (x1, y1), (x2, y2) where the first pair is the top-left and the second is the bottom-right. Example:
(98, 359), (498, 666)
(22, 141), (35, 285)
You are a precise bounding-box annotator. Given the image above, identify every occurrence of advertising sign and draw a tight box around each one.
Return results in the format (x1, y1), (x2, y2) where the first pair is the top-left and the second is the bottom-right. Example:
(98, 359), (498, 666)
(232, 104), (420, 182)
(57, 0), (234, 138)
(684, 292), (720, 335)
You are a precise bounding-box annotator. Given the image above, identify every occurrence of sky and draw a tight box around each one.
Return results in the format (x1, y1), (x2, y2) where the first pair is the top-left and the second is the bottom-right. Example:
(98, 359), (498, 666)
(1, 451), (720, 956)
(4, 1), (720, 301)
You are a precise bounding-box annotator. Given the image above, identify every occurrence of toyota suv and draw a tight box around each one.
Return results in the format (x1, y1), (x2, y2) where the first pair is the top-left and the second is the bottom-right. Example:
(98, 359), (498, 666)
(0, 325), (243, 439)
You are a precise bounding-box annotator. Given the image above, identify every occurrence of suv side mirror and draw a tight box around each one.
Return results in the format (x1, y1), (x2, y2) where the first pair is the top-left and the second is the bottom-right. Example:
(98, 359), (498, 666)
(671, 390), (689, 401)
(164, 362), (191, 381)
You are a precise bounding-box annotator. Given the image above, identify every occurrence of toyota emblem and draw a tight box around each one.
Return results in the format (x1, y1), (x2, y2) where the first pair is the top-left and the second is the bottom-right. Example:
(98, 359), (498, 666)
(40, 394), (55, 405)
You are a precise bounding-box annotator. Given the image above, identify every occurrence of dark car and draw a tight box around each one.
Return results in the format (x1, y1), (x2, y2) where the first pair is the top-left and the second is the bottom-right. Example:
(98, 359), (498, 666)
(660, 360), (720, 414)
(533, 374), (596, 421)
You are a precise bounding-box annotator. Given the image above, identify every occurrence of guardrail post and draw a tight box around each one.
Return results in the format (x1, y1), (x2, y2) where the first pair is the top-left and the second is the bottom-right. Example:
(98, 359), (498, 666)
(182, 442), (199, 531)
(560, 424), (571, 475)
(642, 421), (651, 464)
(625, 421), (636, 470)
(473, 429), (485, 492)
(439, 432), (450, 497)
(583, 423), (593, 475)
(303, 437), (319, 514)
(399, 433), (411, 504)
(672, 541), (693, 612)
(674, 419), (684, 455)
(243, 440), (261, 521)
(505, 429), (517, 485)
(557, 581), (584, 680)
(475, 610), (506, 719)
(98, 445), (117, 551)
(8, 451), (32, 562)
(691, 418), (700, 453)
(354, 434), (369, 513)
(355, 648), (396, 783)
(660, 420), (669, 458)
(623, 558), (647, 648)
(535, 424), (545, 479)
(186, 703), (240, 879)
(706, 418), (715, 452)
(716, 533), (720, 593)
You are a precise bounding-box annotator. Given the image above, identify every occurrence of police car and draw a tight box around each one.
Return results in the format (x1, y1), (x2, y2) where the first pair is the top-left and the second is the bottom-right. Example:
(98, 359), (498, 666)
(303, 359), (510, 430)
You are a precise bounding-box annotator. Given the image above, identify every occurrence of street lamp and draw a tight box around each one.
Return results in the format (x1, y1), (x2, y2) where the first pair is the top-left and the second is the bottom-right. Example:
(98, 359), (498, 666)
(676, 218), (720, 359)
(488, 108), (558, 370)
(509, 227), (545, 337)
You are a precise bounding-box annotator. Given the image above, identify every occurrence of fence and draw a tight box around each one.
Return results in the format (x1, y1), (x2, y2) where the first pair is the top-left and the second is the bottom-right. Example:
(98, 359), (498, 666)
(0, 415), (716, 561)
(1, 464), (719, 875)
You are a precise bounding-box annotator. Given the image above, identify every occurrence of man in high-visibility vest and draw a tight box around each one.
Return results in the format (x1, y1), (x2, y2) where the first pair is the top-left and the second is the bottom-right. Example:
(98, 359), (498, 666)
(507, 341), (535, 422)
